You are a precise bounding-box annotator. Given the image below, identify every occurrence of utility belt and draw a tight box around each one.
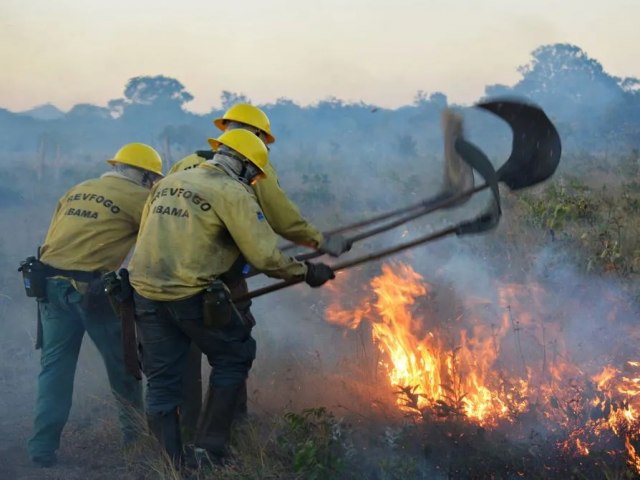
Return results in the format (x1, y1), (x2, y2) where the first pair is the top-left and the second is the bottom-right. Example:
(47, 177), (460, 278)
(18, 256), (102, 299)
(46, 266), (102, 283)
(99, 264), (253, 380)
(19, 254), (104, 350)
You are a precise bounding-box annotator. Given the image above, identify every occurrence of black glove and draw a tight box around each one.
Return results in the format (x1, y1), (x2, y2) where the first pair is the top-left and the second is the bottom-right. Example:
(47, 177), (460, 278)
(319, 234), (353, 257)
(304, 262), (335, 288)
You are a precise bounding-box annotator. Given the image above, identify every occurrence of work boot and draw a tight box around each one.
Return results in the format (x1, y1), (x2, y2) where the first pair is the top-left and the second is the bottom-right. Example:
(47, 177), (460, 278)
(194, 384), (243, 461)
(147, 409), (183, 467)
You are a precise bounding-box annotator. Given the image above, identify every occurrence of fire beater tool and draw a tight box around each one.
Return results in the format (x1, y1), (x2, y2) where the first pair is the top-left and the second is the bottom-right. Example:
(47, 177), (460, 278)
(279, 108), (475, 256)
(283, 98), (560, 264)
(236, 114), (559, 302)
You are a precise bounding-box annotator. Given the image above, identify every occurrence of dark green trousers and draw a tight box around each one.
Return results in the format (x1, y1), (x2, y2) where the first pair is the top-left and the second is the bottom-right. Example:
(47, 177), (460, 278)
(27, 278), (143, 463)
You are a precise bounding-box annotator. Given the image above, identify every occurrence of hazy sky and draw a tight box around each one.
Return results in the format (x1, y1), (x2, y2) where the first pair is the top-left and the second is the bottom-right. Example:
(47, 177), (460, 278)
(1, 0), (639, 113)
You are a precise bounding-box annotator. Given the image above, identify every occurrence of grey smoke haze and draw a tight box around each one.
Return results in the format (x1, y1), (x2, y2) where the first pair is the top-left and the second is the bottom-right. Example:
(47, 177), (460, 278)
(0, 41), (639, 477)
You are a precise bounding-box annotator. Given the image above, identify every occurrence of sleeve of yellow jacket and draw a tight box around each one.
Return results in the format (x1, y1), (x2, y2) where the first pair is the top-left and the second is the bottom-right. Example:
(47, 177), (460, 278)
(216, 181), (308, 281)
(137, 190), (153, 234)
(253, 162), (324, 248)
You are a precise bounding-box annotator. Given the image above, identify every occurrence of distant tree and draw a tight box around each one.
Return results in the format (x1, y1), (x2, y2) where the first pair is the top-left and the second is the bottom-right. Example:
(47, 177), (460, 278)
(274, 97), (297, 107)
(316, 97), (345, 110)
(620, 77), (640, 94)
(107, 76), (193, 119)
(107, 98), (126, 118)
(487, 43), (625, 117)
(220, 91), (251, 109)
(123, 75), (193, 107)
(482, 43), (640, 150)
(107, 76), (196, 142)
(413, 90), (448, 109)
(517, 44), (619, 96)
(67, 104), (111, 120)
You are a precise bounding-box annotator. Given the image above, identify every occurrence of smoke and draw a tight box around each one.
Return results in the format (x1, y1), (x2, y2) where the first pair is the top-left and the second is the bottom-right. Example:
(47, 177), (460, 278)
(0, 204), (137, 478)
(240, 204), (640, 422)
(1, 42), (639, 476)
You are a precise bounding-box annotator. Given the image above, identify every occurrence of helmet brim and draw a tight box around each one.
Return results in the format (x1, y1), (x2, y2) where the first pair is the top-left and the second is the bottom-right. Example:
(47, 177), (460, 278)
(106, 159), (164, 177)
(207, 138), (267, 176)
(213, 117), (276, 144)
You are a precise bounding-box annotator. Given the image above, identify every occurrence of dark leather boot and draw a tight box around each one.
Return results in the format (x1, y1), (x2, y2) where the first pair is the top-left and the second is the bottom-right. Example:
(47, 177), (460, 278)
(147, 409), (183, 467)
(194, 384), (243, 460)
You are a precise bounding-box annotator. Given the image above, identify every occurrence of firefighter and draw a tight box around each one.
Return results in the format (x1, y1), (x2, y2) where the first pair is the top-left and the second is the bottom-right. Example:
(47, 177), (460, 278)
(169, 103), (348, 254)
(128, 129), (335, 465)
(25, 143), (164, 467)
(170, 103), (351, 440)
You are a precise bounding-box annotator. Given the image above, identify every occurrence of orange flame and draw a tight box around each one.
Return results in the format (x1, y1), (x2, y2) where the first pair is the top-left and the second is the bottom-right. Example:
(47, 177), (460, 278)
(327, 262), (530, 425)
(325, 261), (640, 471)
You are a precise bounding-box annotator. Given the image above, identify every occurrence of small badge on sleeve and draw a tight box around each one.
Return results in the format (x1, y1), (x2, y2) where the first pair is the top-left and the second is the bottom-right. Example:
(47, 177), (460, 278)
(256, 211), (265, 221)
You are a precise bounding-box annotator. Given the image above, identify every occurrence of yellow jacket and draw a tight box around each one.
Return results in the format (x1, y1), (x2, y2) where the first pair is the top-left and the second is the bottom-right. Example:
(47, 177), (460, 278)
(40, 174), (150, 273)
(170, 153), (323, 248)
(128, 164), (307, 301)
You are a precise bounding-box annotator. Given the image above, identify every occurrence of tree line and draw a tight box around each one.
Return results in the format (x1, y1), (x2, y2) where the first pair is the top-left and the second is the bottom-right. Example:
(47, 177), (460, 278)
(1, 43), (638, 176)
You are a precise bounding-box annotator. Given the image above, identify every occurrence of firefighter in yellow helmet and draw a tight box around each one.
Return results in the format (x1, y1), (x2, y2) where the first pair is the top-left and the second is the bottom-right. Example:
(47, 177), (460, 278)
(128, 129), (335, 465)
(25, 143), (163, 468)
(169, 103), (348, 255)
(171, 103), (351, 439)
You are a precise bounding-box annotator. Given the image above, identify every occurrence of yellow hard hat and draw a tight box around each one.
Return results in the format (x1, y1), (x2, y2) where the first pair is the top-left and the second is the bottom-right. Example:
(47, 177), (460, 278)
(208, 129), (269, 176)
(213, 103), (276, 144)
(107, 143), (164, 176)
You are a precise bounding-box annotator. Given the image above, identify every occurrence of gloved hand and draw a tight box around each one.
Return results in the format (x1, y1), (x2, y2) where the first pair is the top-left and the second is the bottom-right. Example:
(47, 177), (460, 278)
(304, 262), (335, 287)
(319, 234), (353, 257)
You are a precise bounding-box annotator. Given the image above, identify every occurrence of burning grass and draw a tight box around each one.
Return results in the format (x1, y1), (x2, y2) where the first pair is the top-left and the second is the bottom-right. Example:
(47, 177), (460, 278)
(324, 261), (640, 478)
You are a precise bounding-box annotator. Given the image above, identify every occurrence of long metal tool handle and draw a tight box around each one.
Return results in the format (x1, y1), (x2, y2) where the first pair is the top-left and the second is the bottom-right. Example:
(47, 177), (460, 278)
(280, 200), (426, 252)
(287, 135), (503, 264)
(234, 224), (460, 302)
(245, 184), (483, 278)
(281, 98), (561, 255)
(236, 138), (504, 302)
(292, 183), (485, 262)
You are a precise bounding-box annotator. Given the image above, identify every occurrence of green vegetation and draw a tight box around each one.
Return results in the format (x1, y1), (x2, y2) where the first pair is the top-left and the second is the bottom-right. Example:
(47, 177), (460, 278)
(515, 157), (640, 289)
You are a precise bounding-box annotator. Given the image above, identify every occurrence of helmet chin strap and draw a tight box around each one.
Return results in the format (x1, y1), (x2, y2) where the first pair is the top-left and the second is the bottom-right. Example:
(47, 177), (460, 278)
(239, 161), (261, 185)
(112, 163), (156, 188)
(141, 170), (161, 189)
(215, 147), (261, 185)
